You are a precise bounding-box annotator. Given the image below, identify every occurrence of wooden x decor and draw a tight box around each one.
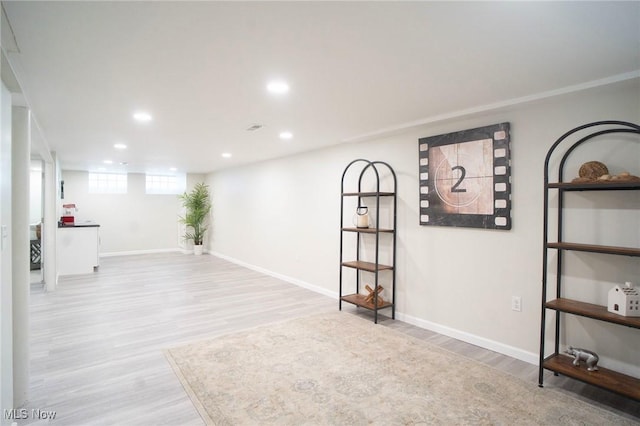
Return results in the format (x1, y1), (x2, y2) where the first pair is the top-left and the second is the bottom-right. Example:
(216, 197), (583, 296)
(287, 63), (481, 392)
(364, 284), (385, 307)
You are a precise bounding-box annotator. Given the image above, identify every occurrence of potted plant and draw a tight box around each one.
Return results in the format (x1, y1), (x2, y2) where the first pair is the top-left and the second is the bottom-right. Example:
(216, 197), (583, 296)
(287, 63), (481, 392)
(179, 182), (212, 255)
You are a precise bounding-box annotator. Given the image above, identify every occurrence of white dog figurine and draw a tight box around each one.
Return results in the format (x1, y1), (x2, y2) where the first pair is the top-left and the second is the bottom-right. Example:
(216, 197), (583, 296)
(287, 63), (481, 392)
(565, 346), (599, 371)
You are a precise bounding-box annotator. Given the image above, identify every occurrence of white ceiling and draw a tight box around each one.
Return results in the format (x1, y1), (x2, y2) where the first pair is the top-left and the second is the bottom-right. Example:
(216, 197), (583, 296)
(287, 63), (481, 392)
(2, 1), (639, 174)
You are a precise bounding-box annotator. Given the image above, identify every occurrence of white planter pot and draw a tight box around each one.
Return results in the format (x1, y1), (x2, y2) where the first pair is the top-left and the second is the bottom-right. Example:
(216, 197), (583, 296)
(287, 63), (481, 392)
(193, 245), (204, 255)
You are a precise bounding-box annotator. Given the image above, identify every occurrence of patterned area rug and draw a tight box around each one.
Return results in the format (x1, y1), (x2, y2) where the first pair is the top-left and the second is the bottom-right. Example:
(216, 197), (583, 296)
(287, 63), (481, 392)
(165, 312), (635, 425)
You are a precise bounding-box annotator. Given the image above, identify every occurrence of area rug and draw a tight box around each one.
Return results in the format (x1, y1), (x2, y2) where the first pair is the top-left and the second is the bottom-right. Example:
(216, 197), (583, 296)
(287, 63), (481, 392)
(165, 312), (636, 425)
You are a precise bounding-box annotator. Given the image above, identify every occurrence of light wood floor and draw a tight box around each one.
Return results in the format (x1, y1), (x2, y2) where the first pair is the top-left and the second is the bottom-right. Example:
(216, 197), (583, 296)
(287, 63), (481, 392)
(23, 252), (639, 425)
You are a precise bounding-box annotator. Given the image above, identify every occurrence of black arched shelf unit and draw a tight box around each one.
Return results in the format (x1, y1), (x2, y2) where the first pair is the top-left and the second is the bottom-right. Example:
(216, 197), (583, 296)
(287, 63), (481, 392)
(539, 121), (640, 401)
(339, 159), (397, 324)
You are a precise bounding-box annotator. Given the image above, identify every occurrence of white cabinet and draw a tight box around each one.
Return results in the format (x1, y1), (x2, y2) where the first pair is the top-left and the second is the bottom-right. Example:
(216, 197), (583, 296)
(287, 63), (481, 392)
(57, 224), (100, 276)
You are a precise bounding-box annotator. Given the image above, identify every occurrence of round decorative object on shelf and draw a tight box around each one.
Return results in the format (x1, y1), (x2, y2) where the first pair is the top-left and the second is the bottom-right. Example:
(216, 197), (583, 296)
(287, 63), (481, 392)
(578, 161), (609, 180)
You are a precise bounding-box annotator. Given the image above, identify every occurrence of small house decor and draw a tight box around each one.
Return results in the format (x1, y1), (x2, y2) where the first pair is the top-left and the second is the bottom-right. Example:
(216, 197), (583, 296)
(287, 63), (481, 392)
(607, 282), (640, 317)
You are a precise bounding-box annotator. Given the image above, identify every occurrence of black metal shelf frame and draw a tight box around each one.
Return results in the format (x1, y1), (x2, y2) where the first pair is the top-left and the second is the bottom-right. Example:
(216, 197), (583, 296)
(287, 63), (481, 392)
(539, 120), (640, 395)
(339, 159), (397, 324)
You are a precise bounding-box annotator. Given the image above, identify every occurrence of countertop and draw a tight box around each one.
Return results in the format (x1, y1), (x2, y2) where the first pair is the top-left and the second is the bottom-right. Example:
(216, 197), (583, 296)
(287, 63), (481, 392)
(58, 220), (100, 228)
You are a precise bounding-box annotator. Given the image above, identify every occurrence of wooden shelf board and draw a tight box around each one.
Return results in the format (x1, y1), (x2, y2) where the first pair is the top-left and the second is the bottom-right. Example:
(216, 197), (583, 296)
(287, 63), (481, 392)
(342, 192), (395, 197)
(342, 227), (394, 234)
(341, 261), (393, 272)
(547, 242), (640, 257)
(548, 181), (640, 191)
(341, 293), (393, 311)
(546, 298), (640, 329)
(543, 354), (640, 401)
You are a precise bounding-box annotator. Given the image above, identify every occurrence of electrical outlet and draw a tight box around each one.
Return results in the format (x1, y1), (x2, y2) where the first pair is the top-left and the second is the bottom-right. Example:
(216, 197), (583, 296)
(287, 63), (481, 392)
(512, 296), (522, 312)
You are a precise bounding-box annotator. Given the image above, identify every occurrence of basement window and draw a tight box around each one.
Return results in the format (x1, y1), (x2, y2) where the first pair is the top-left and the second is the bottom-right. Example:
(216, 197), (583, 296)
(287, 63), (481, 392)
(88, 172), (127, 194)
(145, 173), (186, 195)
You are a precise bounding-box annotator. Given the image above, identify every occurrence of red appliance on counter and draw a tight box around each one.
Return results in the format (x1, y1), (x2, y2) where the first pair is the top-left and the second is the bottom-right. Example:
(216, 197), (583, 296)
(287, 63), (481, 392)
(61, 203), (76, 225)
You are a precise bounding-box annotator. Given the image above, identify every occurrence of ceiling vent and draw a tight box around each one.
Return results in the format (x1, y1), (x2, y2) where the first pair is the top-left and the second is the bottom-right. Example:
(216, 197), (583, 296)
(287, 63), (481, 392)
(246, 123), (264, 132)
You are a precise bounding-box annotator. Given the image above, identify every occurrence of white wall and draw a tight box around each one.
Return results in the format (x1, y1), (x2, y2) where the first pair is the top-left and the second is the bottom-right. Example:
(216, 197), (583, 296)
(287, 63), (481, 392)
(0, 81), (13, 415)
(11, 106), (29, 407)
(61, 171), (205, 254)
(43, 155), (59, 291)
(29, 162), (42, 225)
(208, 78), (640, 374)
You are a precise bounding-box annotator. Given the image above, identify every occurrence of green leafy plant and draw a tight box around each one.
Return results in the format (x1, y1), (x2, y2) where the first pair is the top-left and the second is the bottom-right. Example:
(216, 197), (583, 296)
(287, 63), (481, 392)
(179, 182), (212, 246)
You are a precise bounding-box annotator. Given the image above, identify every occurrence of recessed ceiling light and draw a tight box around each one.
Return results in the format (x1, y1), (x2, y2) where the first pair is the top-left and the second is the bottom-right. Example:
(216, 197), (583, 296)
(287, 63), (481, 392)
(114, 143), (127, 150)
(221, 153), (232, 158)
(119, 161), (128, 166)
(266, 80), (289, 94)
(169, 167), (177, 172)
(103, 160), (113, 165)
(279, 131), (293, 140)
(133, 111), (152, 122)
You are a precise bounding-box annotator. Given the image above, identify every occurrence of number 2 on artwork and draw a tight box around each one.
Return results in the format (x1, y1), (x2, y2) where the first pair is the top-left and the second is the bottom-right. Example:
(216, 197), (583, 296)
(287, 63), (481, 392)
(451, 166), (466, 193)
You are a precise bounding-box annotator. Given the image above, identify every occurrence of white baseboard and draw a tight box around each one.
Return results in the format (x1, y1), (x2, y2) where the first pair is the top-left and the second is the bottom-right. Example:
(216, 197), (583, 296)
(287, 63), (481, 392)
(209, 251), (538, 366)
(100, 248), (183, 257)
(396, 312), (538, 365)
(210, 251), (338, 299)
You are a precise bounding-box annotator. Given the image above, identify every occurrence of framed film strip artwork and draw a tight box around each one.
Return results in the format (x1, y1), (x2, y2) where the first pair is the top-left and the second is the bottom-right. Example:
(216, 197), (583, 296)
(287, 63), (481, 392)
(418, 122), (511, 230)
